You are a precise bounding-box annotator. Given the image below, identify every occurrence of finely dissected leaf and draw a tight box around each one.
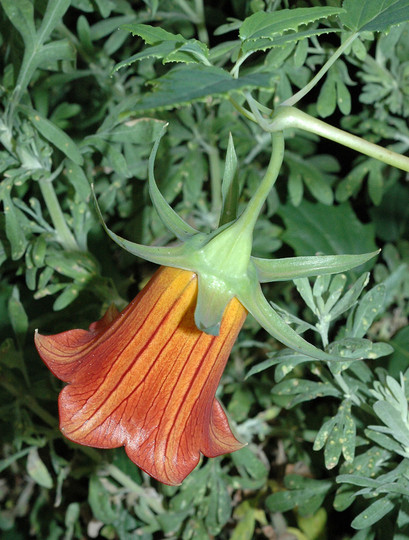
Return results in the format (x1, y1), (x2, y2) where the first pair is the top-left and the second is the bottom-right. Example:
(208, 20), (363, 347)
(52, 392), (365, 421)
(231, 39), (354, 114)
(278, 201), (377, 265)
(273, 378), (341, 407)
(329, 272), (369, 320)
(285, 151), (334, 205)
(266, 475), (333, 516)
(351, 497), (395, 529)
(240, 7), (344, 41)
(314, 401), (356, 468)
(24, 109), (83, 165)
(132, 65), (273, 111)
(246, 350), (311, 382)
(372, 401), (409, 448)
(341, 0), (409, 32)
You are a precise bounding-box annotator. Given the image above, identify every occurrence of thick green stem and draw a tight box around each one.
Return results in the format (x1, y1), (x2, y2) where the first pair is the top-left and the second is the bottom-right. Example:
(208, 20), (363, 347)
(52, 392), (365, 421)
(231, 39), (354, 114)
(269, 107), (409, 172)
(281, 33), (359, 107)
(39, 177), (79, 251)
(235, 131), (285, 234)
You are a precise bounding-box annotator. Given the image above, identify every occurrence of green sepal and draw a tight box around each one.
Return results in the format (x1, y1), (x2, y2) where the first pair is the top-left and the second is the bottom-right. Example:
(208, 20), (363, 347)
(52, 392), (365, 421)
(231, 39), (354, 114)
(92, 185), (188, 266)
(149, 124), (198, 240)
(194, 274), (234, 335)
(252, 251), (380, 283)
(240, 280), (345, 361)
(219, 133), (239, 226)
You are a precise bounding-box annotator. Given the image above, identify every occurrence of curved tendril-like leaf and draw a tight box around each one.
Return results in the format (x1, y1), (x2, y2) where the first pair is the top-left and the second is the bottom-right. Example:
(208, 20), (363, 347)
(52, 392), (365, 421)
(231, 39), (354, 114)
(241, 281), (346, 362)
(149, 124), (199, 240)
(92, 185), (188, 266)
(252, 251), (380, 283)
(194, 274), (235, 336)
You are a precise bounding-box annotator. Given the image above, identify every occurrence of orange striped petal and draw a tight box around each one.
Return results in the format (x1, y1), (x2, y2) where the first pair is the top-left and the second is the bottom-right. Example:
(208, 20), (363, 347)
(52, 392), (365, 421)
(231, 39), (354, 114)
(35, 266), (247, 485)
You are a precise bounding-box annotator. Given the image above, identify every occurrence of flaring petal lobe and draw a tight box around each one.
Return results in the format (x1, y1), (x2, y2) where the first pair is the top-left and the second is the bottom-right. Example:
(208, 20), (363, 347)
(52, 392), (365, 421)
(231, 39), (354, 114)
(35, 266), (247, 485)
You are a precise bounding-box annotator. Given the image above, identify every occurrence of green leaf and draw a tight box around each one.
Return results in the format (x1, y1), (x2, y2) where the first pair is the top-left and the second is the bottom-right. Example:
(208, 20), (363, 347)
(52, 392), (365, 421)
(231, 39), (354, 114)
(52, 284), (81, 311)
(246, 350), (310, 381)
(132, 65), (273, 111)
(26, 448), (53, 489)
(88, 475), (117, 525)
(241, 28), (340, 55)
(65, 162), (91, 201)
(285, 151), (334, 205)
(122, 22), (185, 43)
(164, 40), (210, 65)
(112, 42), (177, 72)
(278, 201), (377, 267)
(2, 188), (28, 260)
(351, 497), (395, 529)
(8, 286), (28, 346)
(36, 0), (71, 46)
(205, 471), (232, 535)
(341, 0), (409, 32)
(0, 0), (35, 47)
(231, 447), (268, 487)
(350, 284), (386, 338)
(24, 109), (83, 165)
(97, 117), (165, 144)
(240, 7), (344, 41)
(329, 339), (393, 360)
(266, 475), (333, 516)
(273, 377), (342, 408)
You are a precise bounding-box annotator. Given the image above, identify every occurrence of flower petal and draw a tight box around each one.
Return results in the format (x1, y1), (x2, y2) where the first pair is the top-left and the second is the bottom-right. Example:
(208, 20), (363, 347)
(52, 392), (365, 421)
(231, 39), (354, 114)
(35, 267), (246, 485)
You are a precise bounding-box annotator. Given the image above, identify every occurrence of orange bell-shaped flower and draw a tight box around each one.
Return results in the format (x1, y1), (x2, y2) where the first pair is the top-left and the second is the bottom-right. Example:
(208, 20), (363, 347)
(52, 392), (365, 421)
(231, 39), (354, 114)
(35, 266), (246, 485)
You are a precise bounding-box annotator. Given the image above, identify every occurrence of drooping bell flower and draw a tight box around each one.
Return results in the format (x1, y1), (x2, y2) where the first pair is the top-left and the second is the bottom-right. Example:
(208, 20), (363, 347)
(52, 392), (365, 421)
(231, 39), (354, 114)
(35, 266), (246, 485)
(35, 128), (378, 484)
